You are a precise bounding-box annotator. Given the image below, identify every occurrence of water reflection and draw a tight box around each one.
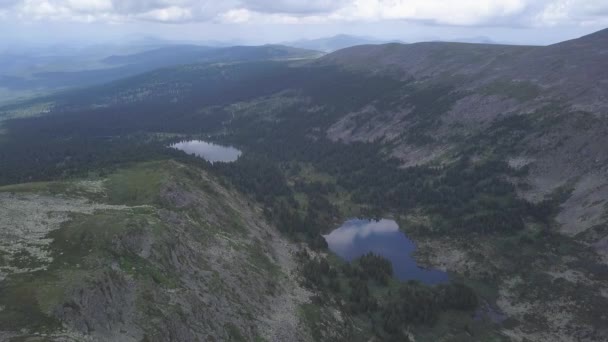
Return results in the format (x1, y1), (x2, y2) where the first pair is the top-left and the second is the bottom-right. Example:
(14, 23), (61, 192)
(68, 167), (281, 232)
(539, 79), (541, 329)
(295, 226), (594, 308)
(171, 140), (241, 163)
(324, 219), (449, 284)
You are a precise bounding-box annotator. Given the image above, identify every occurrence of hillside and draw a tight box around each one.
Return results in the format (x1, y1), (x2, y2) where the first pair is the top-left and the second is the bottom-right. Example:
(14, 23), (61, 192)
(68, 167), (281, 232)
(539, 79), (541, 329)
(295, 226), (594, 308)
(323, 29), (608, 238)
(0, 161), (312, 341)
(1, 29), (608, 341)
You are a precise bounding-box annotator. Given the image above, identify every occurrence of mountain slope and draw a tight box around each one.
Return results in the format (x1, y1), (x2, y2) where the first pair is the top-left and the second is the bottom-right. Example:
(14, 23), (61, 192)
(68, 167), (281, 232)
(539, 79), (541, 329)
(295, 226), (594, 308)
(324, 29), (608, 112)
(323, 30), (608, 236)
(320, 41), (536, 77)
(0, 161), (312, 341)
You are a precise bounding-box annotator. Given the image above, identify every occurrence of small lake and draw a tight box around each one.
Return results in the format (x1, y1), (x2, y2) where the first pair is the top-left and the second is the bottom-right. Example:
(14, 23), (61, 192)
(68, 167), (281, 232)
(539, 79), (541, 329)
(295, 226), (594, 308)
(324, 219), (449, 284)
(171, 140), (242, 163)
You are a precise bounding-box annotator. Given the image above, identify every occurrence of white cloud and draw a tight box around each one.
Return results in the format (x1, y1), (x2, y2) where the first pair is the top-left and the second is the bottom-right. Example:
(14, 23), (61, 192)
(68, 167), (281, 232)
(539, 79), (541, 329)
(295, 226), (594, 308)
(245, 0), (348, 14)
(324, 219), (399, 248)
(66, 0), (112, 13)
(1, 0), (608, 27)
(220, 8), (252, 23)
(19, 0), (70, 20)
(536, 0), (608, 26)
(341, 0), (527, 25)
(222, 0), (530, 26)
(137, 5), (192, 22)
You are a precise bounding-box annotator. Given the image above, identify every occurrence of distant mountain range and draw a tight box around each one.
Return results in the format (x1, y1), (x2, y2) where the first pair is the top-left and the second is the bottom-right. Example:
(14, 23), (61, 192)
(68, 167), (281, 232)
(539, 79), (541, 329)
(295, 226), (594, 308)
(0, 44), (320, 105)
(103, 44), (321, 67)
(281, 34), (507, 52)
(283, 34), (402, 52)
(0, 34), (512, 104)
(436, 36), (502, 44)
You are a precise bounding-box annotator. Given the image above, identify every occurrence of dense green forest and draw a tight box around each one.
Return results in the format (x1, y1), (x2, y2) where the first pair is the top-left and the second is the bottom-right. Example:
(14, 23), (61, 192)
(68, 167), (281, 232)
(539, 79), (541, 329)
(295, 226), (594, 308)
(299, 251), (477, 341)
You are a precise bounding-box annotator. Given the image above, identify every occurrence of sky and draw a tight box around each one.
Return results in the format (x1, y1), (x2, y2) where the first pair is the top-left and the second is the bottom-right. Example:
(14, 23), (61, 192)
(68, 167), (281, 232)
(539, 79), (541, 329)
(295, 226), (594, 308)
(1, 0), (608, 48)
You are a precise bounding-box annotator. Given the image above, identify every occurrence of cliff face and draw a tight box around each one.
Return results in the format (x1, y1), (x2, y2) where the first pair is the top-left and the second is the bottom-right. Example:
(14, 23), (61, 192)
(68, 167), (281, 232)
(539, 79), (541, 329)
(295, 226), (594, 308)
(0, 161), (311, 342)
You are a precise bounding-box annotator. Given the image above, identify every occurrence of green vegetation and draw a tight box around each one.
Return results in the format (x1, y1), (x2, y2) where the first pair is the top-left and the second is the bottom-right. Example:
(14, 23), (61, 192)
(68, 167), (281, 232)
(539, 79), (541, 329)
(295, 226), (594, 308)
(298, 303), (324, 341)
(225, 323), (247, 342)
(105, 161), (168, 205)
(246, 238), (282, 280)
(400, 83), (465, 143)
(0, 201), (168, 334)
(481, 80), (540, 102)
(298, 250), (478, 341)
(0, 102), (53, 123)
(0, 273), (63, 332)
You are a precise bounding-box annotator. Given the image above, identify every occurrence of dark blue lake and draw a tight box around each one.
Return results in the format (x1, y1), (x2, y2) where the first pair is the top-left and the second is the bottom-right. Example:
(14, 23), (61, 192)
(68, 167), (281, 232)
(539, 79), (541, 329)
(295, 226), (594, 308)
(324, 219), (449, 284)
(171, 140), (241, 163)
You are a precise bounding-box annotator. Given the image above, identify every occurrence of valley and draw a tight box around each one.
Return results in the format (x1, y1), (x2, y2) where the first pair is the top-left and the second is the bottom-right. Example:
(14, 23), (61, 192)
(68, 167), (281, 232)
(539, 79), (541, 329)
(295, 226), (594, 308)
(0, 28), (607, 341)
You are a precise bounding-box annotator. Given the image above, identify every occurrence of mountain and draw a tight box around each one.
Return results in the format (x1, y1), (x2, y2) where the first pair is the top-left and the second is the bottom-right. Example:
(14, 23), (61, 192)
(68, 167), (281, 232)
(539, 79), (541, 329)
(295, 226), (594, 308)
(1, 29), (608, 341)
(101, 44), (217, 66)
(320, 41), (536, 76)
(323, 29), (608, 206)
(0, 161), (312, 341)
(439, 36), (502, 44)
(284, 34), (399, 52)
(103, 44), (321, 66)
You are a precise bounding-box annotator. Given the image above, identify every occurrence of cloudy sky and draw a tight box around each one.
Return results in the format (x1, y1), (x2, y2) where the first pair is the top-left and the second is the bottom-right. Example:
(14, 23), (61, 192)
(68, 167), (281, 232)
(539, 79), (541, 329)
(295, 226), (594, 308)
(2, 0), (608, 47)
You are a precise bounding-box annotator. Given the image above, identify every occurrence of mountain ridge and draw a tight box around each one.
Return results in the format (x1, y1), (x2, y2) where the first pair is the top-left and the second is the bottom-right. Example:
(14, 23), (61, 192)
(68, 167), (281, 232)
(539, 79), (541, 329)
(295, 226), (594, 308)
(284, 34), (400, 52)
(0, 161), (314, 341)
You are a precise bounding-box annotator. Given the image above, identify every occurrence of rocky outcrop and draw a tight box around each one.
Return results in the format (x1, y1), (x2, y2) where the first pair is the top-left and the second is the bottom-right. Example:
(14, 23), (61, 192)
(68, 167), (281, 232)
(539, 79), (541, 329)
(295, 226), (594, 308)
(0, 162), (312, 342)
